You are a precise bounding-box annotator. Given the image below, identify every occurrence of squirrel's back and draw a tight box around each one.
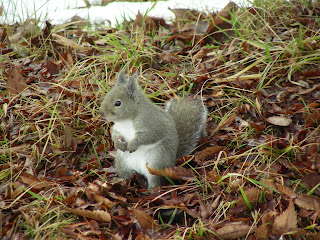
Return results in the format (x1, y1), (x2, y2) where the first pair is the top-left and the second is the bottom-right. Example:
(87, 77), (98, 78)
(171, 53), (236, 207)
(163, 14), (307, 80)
(166, 98), (207, 158)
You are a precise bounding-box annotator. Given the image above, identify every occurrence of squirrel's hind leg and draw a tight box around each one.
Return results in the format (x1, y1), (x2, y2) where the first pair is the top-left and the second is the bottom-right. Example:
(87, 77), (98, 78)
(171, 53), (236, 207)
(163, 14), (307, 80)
(146, 174), (162, 189)
(115, 151), (162, 189)
(114, 151), (135, 179)
(145, 148), (176, 189)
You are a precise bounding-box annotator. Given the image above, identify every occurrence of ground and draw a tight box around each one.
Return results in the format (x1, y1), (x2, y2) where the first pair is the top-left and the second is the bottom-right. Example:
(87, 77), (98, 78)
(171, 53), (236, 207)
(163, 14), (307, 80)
(1, 0), (320, 239)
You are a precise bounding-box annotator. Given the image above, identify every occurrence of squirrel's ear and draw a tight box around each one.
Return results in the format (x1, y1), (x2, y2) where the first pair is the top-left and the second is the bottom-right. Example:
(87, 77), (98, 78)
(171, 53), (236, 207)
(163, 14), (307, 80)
(126, 71), (139, 100)
(130, 71), (138, 82)
(116, 67), (127, 84)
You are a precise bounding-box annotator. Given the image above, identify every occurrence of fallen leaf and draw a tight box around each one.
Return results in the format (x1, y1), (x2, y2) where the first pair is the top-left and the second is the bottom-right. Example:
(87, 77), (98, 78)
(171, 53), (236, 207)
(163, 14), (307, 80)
(219, 112), (237, 129)
(59, 51), (74, 68)
(1, 27), (7, 43)
(6, 66), (28, 96)
(216, 222), (252, 239)
(273, 200), (297, 233)
(133, 209), (159, 230)
(19, 172), (49, 190)
(255, 97), (262, 117)
(132, 12), (165, 33)
(46, 60), (59, 75)
(199, 201), (213, 218)
(264, 180), (297, 198)
(301, 173), (320, 193)
(192, 48), (210, 62)
(294, 194), (320, 211)
(194, 146), (224, 162)
(169, 8), (206, 21)
(68, 208), (111, 222)
(61, 221), (102, 238)
(249, 122), (264, 131)
(305, 112), (320, 127)
(237, 187), (261, 207)
(266, 116), (292, 126)
(93, 195), (117, 209)
(254, 211), (276, 239)
(160, 51), (175, 63)
(216, 1), (238, 20)
(0, 145), (27, 155)
(203, 2), (237, 44)
(146, 164), (194, 181)
(52, 33), (90, 50)
(64, 125), (73, 150)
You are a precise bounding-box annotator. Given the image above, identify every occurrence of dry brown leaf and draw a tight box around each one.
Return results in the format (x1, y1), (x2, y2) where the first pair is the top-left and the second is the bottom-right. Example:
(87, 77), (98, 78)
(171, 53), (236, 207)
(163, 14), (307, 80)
(263, 180), (297, 198)
(206, 169), (221, 182)
(85, 185), (117, 209)
(160, 51), (175, 63)
(132, 12), (163, 33)
(68, 208), (111, 222)
(93, 195), (117, 209)
(217, 1), (238, 19)
(192, 48), (210, 62)
(298, 83), (320, 95)
(301, 173), (320, 192)
(133, 209), (159, 230)
(52, 33), (90, 50)
(266, 116), (292, 126)
(169, 8), (206, 21)
(305, 112), (320, 127)
(61, 221), (101, 238)
(219, 112), (237, 129)
(255, 97), (262, 117)
(263, 179), (277, 191)
(6, 66), (28, 96)
(0, 145), (27, 155)
(199, 201), (213, 219)
(273, 200), (297, 233)
(254, 211), (276, 239)
(294, 194), (320, 211)
(59, 51), (74, 68)
(46, 60), (59, 75)
(9, 21), (39, 43)
(19, 172), (49, 190)
(211, 195), (221, 210)
(275, 184), (297, 198)
(146, 164), (194, 181)
(237, 187), (261, 207)
(254, 223), (269, 239)
(64, 125), (73, 150)
(194, 146), (224, 161)
(203, 2), (237, 44)
(216, 222), (251, 239)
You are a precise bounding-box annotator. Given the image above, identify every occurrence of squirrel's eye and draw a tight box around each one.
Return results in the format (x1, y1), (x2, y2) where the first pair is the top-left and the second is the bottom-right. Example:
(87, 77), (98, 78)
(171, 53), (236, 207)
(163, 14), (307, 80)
(114, 100), (121, 107)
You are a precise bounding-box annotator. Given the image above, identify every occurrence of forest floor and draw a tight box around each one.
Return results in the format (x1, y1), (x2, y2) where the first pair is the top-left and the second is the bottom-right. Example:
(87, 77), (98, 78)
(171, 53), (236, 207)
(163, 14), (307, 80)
(1, 0), (320, 239)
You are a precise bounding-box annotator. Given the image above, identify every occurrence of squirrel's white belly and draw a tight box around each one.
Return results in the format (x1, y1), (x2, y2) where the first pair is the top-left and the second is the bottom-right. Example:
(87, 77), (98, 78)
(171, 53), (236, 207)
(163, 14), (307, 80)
(118, 142), (160, 176)
(113, 119), (136, 141)
(114, 119), (161, 176)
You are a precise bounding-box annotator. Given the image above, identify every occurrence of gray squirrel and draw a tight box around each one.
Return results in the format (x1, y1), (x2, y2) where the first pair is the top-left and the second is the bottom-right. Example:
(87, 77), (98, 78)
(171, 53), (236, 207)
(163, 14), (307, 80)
(99, 69), (207, 189)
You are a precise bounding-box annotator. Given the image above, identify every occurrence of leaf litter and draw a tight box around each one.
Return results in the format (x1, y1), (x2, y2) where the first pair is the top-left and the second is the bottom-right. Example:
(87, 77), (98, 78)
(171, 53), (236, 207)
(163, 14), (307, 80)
(1, 0), (320, 239)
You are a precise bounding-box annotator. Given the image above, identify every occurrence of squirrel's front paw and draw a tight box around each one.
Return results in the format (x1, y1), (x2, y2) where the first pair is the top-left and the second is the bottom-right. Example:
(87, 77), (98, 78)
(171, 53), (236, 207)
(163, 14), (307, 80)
(127, 142), (138, 153)
(114, 137), (128, 152)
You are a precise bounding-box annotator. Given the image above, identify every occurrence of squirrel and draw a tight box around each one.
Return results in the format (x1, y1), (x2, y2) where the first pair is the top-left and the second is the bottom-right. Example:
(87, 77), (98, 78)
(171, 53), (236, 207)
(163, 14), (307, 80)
(99, 68), (207, 189)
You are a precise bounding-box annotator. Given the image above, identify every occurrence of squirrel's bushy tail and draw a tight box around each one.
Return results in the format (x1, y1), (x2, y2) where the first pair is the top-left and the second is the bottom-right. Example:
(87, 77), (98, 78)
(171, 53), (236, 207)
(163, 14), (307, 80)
(166, 98), (207, 158)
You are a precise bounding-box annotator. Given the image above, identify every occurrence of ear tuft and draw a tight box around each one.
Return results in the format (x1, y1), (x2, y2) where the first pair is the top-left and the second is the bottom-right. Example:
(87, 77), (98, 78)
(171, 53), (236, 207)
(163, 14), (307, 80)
(130, 71), (138, 82)
(126, 71), (139, 100)
(116, 67), (127, 84)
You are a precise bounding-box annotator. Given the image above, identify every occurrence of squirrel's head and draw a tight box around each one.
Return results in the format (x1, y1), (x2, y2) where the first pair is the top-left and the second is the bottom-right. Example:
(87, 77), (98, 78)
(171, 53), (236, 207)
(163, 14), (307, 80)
(99, 69), (140, 122)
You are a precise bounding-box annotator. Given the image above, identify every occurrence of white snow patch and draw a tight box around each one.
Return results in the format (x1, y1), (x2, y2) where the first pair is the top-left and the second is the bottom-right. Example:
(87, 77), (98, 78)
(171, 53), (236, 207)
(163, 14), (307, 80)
(1, 0), (247, 27)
